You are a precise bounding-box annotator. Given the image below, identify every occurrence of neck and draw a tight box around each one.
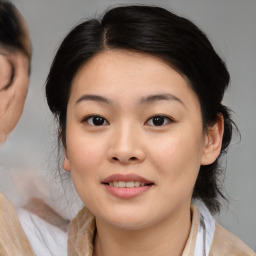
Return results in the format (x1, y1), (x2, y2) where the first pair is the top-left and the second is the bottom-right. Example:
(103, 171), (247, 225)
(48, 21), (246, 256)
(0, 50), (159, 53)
(93, 204), (192, 256)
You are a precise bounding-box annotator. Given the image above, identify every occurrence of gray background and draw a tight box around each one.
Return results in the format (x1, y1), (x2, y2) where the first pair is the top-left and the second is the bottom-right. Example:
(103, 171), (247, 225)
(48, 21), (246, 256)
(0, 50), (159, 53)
(0, 0), (255, 250)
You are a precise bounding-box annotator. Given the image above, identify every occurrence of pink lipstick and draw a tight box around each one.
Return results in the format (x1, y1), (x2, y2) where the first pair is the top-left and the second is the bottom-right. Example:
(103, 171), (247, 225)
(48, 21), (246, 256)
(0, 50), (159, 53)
(102, 174), (154, 199)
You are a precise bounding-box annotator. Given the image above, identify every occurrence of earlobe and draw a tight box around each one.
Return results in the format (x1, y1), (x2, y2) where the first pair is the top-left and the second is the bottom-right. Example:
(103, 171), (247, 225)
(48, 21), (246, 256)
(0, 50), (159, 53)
(63, 156), (71, 172)
(201, 114), (224, 165)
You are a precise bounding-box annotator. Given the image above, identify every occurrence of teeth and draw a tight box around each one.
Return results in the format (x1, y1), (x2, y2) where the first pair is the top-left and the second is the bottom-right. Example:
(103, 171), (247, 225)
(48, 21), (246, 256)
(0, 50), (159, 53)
(109, 181), (147, 188)
(115, 181), (125, 188)
(126, 181), (134, 188)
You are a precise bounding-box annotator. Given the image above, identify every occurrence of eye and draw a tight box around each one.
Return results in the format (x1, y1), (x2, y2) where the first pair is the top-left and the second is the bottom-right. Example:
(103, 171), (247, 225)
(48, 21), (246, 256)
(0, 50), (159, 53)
(146, 115), (173, 126)
(83, 115), (109, 126)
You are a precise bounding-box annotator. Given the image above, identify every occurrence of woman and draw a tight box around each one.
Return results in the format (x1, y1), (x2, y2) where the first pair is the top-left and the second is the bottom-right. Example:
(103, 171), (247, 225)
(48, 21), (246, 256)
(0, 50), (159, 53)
(1, 1), (71, 255)
(45, 5), (255, 255)
(0, 0), (31, 144)
(0, 1), (34, 255)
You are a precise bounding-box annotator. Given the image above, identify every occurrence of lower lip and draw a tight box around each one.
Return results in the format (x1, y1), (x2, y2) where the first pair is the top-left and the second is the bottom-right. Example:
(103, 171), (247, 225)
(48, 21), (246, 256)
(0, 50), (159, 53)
(103, 184), (153, 199)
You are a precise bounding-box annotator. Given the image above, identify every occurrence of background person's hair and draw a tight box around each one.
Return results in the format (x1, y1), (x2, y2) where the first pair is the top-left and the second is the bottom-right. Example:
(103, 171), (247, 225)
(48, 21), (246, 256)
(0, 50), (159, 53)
(0, 0), (31, 60)
(46, 5), (235, 214)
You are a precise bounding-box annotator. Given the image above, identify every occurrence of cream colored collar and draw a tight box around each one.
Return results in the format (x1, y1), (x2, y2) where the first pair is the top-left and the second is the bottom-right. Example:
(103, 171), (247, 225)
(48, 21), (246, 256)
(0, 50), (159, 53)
(0, 193), (34, 256)
(67, 204), (211, 256)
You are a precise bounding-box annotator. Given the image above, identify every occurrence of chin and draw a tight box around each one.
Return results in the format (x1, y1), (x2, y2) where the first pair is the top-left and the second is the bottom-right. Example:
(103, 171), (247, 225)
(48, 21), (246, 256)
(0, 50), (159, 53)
(99, 210), (154, 230)
(110, 219), (149, 230)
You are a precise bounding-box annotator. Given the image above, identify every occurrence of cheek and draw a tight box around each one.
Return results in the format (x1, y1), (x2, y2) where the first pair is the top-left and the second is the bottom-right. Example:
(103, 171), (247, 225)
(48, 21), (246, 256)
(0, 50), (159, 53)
(67, 134), (105, 207)
(65, 129), (107, 197)
(66, 126), (106, 169)
(148, 128), (204, 187)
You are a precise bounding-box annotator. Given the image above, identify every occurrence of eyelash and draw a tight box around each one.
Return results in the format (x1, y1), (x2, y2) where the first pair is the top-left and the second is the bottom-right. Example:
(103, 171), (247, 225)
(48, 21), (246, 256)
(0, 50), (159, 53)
(82, 114), (174, 127)
(82, 115), (109, 126)
(145, 115), (173, 126)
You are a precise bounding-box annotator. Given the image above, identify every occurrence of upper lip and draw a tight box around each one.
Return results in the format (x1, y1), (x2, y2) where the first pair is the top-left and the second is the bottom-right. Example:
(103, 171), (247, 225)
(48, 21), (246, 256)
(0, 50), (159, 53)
(102, 174), (154, 184)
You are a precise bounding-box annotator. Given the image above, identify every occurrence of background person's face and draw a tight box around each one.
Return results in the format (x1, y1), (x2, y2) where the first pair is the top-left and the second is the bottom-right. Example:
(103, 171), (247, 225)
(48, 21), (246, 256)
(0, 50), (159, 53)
(0, 54), (12, 91)
(63, 50), (217, 230)
(0, 51), (29, 144)
(0, 6), (31, 144)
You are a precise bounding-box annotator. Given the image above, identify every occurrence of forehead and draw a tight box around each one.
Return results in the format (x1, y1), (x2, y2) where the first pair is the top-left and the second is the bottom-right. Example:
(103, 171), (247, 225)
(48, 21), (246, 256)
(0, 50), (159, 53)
(69, 49), (198, 107)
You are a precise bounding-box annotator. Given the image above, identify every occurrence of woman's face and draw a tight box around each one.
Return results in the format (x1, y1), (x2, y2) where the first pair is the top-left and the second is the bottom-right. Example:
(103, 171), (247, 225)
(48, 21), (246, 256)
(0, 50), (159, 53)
(0, 51), (30, 144)
(64, 50), (214, 229)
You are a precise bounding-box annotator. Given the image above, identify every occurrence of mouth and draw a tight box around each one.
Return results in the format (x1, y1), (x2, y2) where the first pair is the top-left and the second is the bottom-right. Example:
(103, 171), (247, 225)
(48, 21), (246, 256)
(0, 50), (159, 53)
(102, 174), (154, 199)
(102, 173), (154, 186)
(105, 181), (153, 188)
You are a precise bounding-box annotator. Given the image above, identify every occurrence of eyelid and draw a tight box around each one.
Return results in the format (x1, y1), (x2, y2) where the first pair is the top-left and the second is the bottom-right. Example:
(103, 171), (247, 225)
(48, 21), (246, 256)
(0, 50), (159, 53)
(2, 63), (14, 90)
(82, 114), (109, 126)
(145, 114), (174, 126)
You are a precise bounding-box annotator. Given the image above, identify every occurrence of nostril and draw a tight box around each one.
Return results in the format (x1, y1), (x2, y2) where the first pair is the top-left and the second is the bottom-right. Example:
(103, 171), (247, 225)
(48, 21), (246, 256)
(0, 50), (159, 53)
(111, 156), (137, 162)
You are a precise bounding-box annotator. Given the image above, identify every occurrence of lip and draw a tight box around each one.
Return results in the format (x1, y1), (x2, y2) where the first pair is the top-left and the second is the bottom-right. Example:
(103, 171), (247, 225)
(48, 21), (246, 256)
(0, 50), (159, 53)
(102, 174), (154, 199)
(102, 174), (153, 184)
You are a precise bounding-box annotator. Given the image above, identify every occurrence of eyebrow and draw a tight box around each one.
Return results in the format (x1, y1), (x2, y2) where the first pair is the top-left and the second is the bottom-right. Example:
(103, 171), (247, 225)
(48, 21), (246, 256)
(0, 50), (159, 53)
(75, 94), (112, 105)
(75, 93), (184, 106)
(139, 93), (184, 106)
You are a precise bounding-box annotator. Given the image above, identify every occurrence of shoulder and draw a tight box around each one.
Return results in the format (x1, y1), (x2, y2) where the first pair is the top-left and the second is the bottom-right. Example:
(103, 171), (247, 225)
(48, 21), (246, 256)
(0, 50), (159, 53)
(0, 193), (34, 256)
(210, 223), (255, 256)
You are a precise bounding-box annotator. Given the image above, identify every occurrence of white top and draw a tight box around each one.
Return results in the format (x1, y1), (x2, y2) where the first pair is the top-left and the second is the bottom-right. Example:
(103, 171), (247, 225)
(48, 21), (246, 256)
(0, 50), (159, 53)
(194, 200), (215, 255)
(17, 208), (68, 256)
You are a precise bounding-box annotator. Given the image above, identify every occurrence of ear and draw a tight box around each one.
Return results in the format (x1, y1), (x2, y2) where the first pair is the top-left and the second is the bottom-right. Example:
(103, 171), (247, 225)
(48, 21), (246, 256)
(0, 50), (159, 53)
(63, 152), (71, 172)
(201, 114), (224, 165)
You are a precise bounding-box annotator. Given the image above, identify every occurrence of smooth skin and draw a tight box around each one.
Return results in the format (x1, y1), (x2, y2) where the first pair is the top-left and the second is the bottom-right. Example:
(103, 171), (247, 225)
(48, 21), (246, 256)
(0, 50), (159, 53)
(63, 50), (224, 256)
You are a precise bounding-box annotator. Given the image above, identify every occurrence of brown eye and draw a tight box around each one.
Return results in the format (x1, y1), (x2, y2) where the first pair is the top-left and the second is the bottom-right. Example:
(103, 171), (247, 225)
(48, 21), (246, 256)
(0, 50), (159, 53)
(146, 115), (172, 126)
(84, 115), (109, 126)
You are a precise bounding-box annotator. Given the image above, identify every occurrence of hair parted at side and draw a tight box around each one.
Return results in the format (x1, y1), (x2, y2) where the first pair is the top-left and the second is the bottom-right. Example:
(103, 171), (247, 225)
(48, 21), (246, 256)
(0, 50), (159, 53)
(46, 5), (235, 214)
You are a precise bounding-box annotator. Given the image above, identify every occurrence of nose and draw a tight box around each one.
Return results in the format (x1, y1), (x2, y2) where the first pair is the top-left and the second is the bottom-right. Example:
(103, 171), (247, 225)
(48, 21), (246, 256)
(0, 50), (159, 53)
(108, 123), (145, 165)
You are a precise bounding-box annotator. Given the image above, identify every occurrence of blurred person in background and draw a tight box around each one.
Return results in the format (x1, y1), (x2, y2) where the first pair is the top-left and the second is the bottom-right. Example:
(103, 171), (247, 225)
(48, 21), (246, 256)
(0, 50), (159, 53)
(0, 1), (68, 255)
(0, 0), (31, 144)
(0, 0), (33, 254)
